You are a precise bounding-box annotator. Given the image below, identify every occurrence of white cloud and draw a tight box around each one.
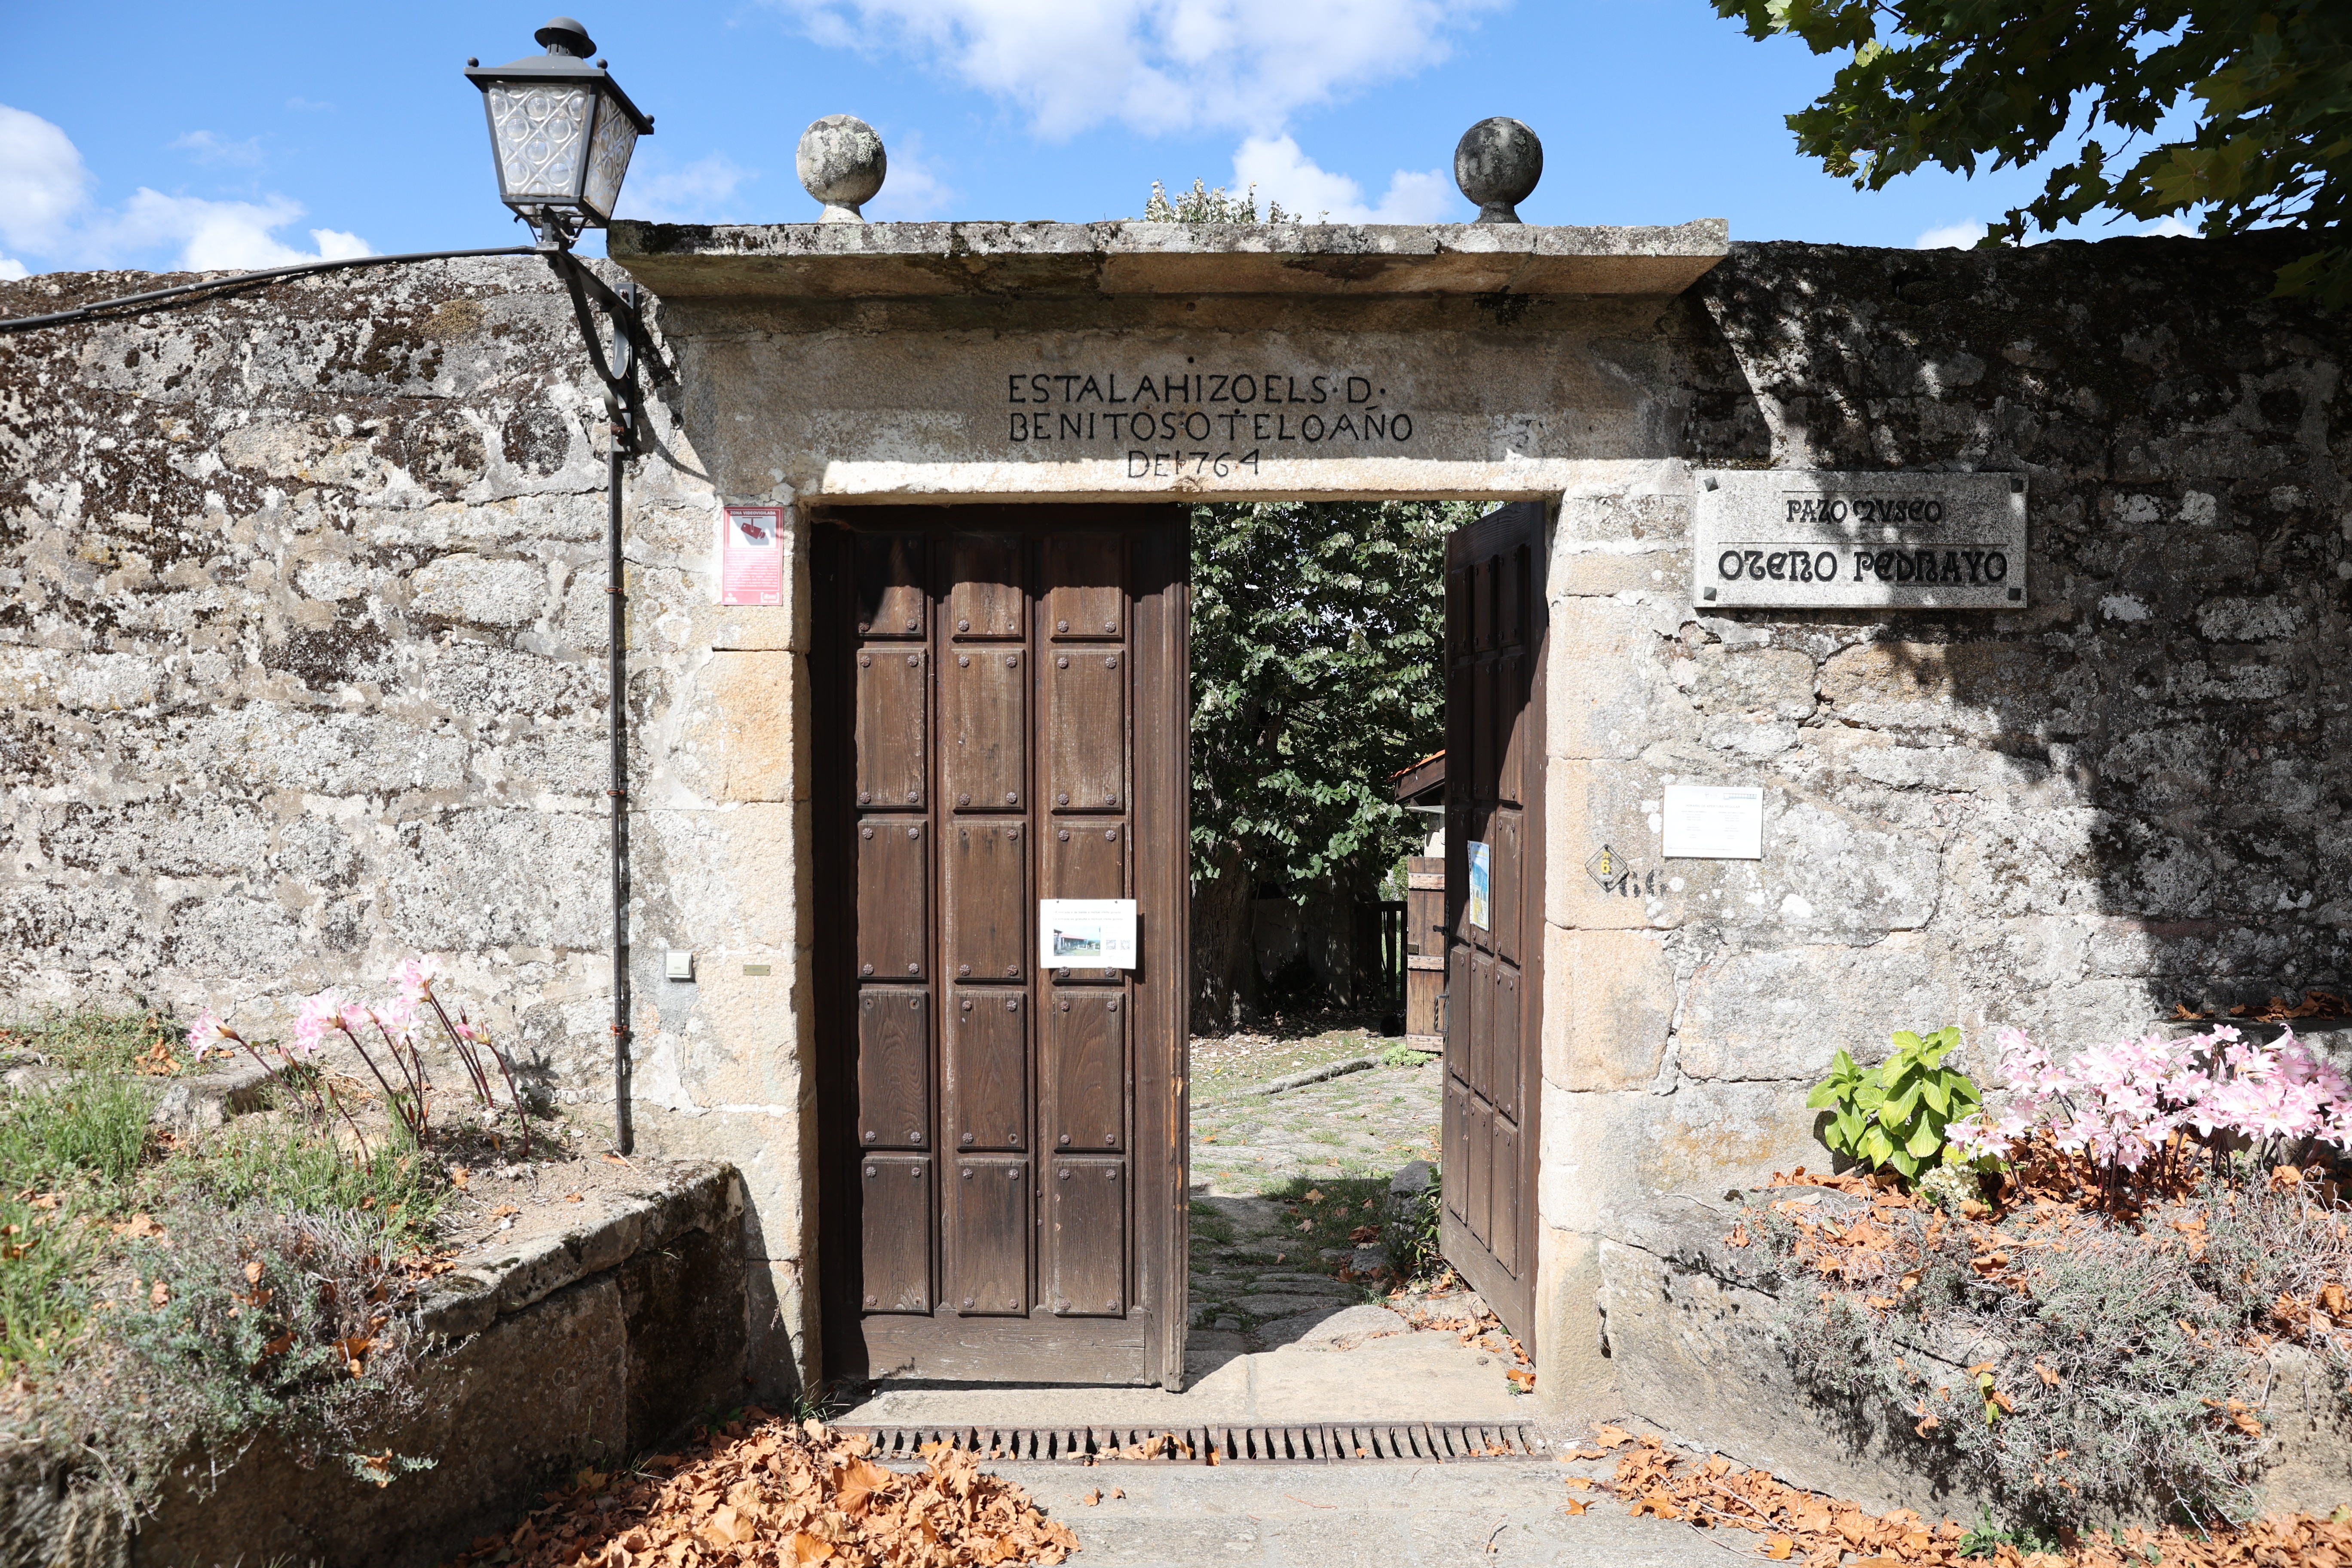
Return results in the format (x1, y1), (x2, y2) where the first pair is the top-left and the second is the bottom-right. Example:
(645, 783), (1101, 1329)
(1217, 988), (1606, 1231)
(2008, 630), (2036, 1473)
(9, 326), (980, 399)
(0, 257), (27, 281)
(1915, 218), (1986, 249)
(105, 191), (376, 270)
(2141, 214), (2199, 238)
(285, 97), (334, 113)
(1229, 134), (1457, 223)
(170, 130), (265, 168)
(864, 132), (955, 220)
(0, 104), (371, 274)
(777, 0), (1504, 137)
(618, 152), (760, 223)
(0, 104), (92, 254)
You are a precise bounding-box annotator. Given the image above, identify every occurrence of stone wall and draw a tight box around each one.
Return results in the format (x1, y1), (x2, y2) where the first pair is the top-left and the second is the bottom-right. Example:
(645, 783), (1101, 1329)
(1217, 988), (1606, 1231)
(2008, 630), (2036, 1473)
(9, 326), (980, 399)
(1535, 232), (2351, 1403)
(5, 233), (2346, 1409)
(0, 258), (818, 1393)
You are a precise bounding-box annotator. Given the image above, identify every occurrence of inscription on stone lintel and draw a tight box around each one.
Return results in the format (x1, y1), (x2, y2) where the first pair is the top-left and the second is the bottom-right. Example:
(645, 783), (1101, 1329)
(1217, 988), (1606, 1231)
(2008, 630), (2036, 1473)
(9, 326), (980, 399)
(1002, 367), (1417, 476)
(1693, 470), (2027, 611)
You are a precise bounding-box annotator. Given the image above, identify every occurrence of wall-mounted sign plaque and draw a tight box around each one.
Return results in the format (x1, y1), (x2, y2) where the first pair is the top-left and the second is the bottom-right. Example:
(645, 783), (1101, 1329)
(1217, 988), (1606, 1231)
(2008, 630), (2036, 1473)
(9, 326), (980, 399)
(720, 507), (784, 606)
(1693, 471), (2026, 610)
(1038, 899), (1138, 970)
(1662, 785), (1764, 860)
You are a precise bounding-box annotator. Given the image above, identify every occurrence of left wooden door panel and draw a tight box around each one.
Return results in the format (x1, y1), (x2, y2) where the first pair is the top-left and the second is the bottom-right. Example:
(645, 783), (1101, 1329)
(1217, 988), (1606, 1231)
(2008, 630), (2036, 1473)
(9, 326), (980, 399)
(818, 507), (1188, 1389)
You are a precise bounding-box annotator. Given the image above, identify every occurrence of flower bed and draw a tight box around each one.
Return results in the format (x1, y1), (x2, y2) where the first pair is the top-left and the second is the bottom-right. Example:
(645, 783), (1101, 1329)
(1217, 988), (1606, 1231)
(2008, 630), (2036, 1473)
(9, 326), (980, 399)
(1733, 1023), (2352, 1532)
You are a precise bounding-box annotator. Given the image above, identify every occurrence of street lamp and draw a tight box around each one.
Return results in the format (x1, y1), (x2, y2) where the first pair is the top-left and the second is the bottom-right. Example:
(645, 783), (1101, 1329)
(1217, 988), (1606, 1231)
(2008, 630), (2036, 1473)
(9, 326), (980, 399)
(468, 17), (662, 1154)
(465, 16), (653, 250)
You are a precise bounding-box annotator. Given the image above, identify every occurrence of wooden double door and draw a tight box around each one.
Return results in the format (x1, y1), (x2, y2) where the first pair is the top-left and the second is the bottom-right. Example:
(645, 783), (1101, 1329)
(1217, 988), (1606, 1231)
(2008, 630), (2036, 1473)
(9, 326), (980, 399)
(815, 499), (1545, 1384)
(1439, 502), (1547, 1353)
(813, 505), (1191, 1387)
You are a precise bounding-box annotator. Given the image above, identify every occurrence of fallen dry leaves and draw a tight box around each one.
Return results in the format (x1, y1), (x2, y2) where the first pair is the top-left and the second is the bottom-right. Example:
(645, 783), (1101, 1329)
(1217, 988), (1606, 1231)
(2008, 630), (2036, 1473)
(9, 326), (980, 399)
(441, 1412), (1079, 1568)
(1571, 1428), (2352, 1567)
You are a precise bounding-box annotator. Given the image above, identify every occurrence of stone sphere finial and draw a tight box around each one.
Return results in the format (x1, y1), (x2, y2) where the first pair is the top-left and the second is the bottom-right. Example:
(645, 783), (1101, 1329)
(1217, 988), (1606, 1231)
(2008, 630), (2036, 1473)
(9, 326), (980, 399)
(797, 115), (887, 223)
(1454, 118), (1542, 224)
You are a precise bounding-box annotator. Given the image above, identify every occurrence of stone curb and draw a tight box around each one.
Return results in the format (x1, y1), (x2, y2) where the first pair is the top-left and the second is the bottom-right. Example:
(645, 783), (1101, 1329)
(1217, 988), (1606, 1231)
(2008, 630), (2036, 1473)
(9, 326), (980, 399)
(413, 1161), (744, 1339)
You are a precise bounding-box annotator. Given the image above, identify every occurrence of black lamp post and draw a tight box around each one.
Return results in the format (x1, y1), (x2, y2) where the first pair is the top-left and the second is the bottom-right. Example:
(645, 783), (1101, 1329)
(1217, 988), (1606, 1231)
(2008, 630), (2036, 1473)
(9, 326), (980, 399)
(468, 16), (662, 1153)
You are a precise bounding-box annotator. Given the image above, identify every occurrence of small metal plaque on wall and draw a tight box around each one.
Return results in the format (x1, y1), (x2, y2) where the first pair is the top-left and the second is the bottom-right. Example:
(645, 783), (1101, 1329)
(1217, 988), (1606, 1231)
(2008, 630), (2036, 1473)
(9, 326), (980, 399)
(1694, 471), (2027, 610)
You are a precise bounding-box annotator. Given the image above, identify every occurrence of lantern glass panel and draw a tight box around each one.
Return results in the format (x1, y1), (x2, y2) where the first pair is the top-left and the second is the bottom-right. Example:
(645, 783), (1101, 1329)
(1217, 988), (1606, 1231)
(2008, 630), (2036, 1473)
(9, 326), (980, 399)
(582, 96), (639, 220)
(487, 82), (594, 201)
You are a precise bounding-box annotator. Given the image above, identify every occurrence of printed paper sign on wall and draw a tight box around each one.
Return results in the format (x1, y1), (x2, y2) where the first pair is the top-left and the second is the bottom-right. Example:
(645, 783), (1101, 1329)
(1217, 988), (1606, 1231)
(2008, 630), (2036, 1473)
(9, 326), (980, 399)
(720, 507), (784, 606)
(1467, 842), (1492, 930)
(1038, 899), (1138, 969)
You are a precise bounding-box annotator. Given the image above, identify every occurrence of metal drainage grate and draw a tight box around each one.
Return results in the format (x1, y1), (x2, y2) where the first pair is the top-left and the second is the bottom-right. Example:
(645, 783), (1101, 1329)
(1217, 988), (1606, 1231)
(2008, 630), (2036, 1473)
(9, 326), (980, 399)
(837, 1422), (1546, 1465)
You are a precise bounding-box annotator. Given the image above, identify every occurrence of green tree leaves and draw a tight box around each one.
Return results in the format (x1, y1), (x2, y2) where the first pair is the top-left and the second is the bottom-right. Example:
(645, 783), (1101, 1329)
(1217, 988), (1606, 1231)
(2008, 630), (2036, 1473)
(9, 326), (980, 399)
(1710, 0), (2352, 307)
(1189, 498), (1467, 896)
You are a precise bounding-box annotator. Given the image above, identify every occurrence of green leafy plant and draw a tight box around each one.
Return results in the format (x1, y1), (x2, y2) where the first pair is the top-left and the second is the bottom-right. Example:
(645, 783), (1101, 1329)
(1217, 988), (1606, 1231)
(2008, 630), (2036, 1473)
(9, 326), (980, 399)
(1708, 0), (2352, 309)
(1807, 1026), (1983, 1182)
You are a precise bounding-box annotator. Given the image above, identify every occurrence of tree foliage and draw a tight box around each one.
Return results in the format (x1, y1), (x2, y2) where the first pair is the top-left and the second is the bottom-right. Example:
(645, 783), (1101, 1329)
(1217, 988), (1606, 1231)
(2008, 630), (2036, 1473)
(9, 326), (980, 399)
(1712, 0), (2352, 306)
(1189, 499), (1466, 897)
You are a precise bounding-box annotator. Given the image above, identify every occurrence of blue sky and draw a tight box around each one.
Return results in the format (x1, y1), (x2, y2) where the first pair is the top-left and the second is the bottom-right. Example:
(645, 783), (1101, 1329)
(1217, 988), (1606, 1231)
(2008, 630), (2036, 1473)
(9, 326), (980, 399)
(0, 0), (2193, 279)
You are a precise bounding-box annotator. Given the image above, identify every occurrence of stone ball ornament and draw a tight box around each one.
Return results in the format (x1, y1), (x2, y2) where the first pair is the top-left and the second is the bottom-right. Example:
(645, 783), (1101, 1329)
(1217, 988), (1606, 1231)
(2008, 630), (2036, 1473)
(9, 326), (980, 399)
(1454, 117), (1543, 224)
(798, 114), (887, 222)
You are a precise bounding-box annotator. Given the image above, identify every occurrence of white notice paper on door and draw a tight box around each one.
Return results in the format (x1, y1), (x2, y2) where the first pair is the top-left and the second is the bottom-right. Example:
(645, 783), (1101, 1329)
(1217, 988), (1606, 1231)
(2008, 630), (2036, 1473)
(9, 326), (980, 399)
(1661, 785), (1764, 860)
(1038, 899), (1139, 969)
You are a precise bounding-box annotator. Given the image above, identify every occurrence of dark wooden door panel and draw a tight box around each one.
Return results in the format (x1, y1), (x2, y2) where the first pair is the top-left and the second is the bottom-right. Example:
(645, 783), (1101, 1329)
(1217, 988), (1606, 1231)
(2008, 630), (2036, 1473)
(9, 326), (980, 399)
(1497, 544), (1526, 649)
(1046, 821), (1126, 899)
(1463, 1096), (1493, 1247)
(858, 820), (928, 981)
(861, 1155), (932, 1313)
(856, 533), (926, 639)
(1044, 534), (1124, 640)
(858, 990), (930, 1151)
(946, 821), (1029, 983)
(1439, 501), (1547, 1364)
(1046, 822), (1127, 982)
(1497, 652), (1526, 807)
(1442, 1078), (1469, 1222)
(1491, 965), (1522, 1122)
(1490, 1120), (1520, 1274)
(856, 648), (927, 810)
(1492, 810), (1522, 966)
(949, 1155), (1031, 1316)
(1047, 649), (1126, 812)
(1050, 1158), (1127, 1316)
(945, 648), (1027, 812)
(818, 504), (1187, 1390)
(1046, 991), (1124, 1153)
(1466, 949), (1493, 1102)
(948, 536), (1024, 638)
(947, 993), (1027, 1153)
(1471, 657), (1496, 804)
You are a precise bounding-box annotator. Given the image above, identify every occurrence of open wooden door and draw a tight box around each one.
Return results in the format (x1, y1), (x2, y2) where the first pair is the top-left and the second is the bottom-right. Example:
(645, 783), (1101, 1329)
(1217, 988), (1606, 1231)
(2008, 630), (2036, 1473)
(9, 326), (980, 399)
(1439, 501), (1546, 1356)
(813, 504), (1191, 1387)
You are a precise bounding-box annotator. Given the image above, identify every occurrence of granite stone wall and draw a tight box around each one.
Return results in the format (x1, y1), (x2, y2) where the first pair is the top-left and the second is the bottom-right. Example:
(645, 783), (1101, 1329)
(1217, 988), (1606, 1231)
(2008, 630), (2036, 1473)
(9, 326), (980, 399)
(0, 256), (819, 1393)
(3, 234), (2343, 1406)
(1534, 233), (2350, 1403)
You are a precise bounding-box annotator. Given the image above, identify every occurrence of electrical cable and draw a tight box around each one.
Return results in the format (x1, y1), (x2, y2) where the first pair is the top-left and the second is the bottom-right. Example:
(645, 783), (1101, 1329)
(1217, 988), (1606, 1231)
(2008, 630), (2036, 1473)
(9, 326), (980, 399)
(0, 245), (538, 334)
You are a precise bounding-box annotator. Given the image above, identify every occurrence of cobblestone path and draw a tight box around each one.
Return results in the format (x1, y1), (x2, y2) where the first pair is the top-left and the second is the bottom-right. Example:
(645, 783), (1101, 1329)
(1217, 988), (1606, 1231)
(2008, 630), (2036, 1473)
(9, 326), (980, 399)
(1184, 1022), (1443, 1351)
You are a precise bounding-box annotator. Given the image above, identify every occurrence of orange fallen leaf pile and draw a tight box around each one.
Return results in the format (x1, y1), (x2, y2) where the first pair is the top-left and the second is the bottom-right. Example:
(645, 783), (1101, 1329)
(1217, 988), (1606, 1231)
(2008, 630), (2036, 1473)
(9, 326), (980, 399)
(441, 1412), (1080, 1568)
(1577, 1429), (2352, 1567)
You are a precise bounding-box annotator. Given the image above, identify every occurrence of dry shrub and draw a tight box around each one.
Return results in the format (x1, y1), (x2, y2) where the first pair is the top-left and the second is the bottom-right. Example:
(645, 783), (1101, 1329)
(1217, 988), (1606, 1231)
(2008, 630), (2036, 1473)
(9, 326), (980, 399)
(1740, 1167), (2352, 1528)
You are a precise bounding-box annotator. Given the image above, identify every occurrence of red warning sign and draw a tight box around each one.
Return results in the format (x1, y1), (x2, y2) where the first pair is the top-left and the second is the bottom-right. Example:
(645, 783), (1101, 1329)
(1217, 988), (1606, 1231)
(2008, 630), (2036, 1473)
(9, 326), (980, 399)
(721, 507), (784, 606)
